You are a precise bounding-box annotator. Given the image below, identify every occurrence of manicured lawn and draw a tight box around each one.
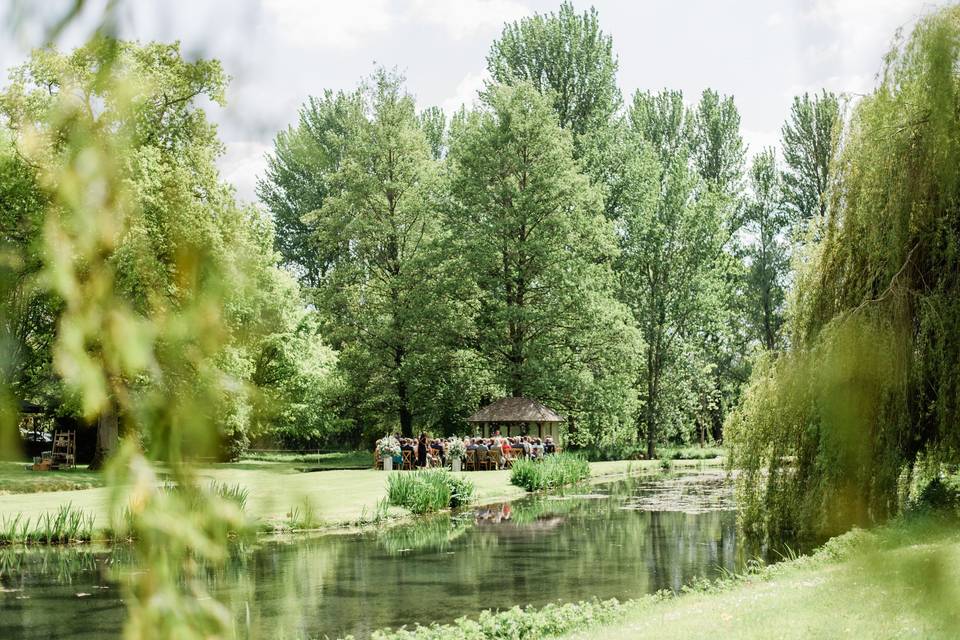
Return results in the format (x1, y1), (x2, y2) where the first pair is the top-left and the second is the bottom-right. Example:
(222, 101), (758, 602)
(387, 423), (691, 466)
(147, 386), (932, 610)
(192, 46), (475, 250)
(0, 461), (104, 494)
(0, 457), (718, 531)
(561, 525), (960, 640)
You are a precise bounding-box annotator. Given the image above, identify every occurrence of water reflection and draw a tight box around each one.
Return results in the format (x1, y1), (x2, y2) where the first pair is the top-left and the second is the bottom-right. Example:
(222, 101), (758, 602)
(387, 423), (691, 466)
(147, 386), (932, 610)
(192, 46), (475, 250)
(0, 472), (746, 640)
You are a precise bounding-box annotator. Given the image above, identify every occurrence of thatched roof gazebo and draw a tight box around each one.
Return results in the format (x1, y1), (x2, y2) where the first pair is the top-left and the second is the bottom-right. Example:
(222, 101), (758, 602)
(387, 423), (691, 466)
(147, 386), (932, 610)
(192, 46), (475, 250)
(466, 396), (565, 442)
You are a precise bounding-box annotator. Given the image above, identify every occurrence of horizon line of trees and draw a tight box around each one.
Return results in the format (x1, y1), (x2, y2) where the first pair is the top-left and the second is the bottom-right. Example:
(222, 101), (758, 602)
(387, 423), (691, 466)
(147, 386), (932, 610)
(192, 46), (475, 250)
(256, 1), (842, 455)
(2, 2), (843, 460)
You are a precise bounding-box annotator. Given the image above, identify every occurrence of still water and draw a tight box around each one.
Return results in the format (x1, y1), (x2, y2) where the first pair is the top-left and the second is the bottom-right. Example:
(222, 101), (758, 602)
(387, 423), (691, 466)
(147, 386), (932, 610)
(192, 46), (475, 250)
(0, 472), (747, 639)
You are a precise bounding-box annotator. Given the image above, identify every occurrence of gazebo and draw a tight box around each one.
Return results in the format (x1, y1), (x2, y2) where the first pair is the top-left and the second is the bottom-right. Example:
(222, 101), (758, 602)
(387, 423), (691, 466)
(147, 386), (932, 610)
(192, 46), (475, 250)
(466, 396), (565, 443)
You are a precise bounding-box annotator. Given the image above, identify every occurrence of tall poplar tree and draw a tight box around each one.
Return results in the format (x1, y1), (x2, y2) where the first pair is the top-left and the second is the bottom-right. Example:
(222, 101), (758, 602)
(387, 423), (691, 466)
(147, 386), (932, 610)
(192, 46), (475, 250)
(743, 148), (789, 350)
(307, 70), (440, 437)
(619, 90), (732, 457)
(780, 90), (840, 228)
(445, 82), (639, 442)
(486, 1), (621, 145)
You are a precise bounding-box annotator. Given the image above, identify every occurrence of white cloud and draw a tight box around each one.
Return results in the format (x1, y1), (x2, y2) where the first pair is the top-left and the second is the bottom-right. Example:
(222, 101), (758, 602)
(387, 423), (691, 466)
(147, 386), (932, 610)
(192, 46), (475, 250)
(410, 0), (529, 40)
(742, 129), (780, 157)
(441, 69), (489, 115)
(218, 140), (272, 203)
(262, 0), (392, 50)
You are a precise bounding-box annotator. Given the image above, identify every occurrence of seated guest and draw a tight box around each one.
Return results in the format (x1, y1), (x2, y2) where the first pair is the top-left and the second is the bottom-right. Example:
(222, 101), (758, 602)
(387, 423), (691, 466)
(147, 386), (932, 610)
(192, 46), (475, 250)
(466, 438), (479, 451)
(544, 437), (556, 454)
(530, 438), (545, 458)
(475, 439), (489, 453)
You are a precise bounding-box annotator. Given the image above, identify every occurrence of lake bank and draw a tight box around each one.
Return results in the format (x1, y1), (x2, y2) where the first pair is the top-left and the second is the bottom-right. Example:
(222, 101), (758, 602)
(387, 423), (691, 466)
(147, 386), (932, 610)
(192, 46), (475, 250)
(363, 514), (960, 640)
(0, 458), (724, 540)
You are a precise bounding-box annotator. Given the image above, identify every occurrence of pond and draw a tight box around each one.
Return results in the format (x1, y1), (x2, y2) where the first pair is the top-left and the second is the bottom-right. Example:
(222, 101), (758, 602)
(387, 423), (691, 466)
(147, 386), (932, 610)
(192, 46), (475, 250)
(0, 471), (756, 639)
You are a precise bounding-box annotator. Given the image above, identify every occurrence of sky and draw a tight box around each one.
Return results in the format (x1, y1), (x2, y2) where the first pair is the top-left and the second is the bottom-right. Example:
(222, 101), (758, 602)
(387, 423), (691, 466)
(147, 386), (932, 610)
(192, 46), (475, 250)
(0, 0), (950, 203)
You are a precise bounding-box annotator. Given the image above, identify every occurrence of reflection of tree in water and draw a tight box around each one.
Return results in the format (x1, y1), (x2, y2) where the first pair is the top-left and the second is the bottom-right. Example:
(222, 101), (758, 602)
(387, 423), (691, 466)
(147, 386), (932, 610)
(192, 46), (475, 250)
(0, 475), (746, 640)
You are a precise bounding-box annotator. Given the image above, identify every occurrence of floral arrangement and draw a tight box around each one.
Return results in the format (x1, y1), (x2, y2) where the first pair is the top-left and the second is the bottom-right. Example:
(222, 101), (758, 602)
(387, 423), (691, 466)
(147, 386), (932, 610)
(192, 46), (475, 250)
(376, 436), (401, 459)
(447, 438), (467, 459)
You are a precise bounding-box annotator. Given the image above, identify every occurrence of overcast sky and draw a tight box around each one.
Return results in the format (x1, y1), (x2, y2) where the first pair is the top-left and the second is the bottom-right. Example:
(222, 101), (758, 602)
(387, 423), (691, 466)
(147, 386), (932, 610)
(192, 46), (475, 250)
(0, 0), (950, 202)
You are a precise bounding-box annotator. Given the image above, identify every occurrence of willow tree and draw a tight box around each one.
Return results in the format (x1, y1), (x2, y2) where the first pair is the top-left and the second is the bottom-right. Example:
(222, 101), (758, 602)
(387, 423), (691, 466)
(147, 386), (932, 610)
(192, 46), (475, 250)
(445, 82), (639, 443)
(728, 6), (960, 541)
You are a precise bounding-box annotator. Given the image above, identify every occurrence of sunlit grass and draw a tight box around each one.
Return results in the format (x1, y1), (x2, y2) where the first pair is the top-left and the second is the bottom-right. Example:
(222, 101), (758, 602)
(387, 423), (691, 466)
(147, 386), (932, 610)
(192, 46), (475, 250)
(0, 461), (104, 494)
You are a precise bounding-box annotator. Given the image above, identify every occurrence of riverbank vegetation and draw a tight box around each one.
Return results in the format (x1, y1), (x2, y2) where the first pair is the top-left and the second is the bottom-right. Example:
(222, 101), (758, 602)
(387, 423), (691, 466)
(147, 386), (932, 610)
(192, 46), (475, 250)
(386, 469), (476, 514)
(510, 453), (591, 491)
(363, 507), (960, 640)
(727, 4), (960, 544)
(2, 1), (959, 638)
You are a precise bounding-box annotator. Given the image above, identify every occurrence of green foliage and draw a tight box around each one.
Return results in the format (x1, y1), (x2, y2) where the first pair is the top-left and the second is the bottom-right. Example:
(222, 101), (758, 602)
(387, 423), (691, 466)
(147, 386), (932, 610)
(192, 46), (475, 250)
(619, 88), (745, 456)
(386, 469), (476, 514)
(729, 6), (960, 541)
(509, 453), (590, 491)
(0, 503), (94, 545)
(364, 597), (638, 640)
(487, 1), (621, 143)
(446, 82), (640, 443)
(743, 148), (790, 350)
(780, 90), (840, 227)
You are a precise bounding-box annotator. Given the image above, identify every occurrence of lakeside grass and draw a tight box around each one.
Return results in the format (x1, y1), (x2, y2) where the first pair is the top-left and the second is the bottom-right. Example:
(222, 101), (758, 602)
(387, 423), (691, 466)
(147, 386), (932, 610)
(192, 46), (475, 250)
(0, 457), (715, 535)
(559, 525), (960, 640)
(0, 462), (104, 494)
(367, 515), (960, 640)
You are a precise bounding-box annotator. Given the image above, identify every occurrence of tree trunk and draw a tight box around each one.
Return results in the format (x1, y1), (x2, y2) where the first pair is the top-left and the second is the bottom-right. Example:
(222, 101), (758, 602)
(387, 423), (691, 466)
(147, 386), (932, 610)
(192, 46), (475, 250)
(89, 401), (119, 470)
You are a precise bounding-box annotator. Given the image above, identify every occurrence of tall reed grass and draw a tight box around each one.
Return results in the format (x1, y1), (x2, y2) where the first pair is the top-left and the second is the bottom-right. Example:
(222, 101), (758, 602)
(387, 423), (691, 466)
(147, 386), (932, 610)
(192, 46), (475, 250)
(510, 453), (590, 491)
(387, 469), (476, 514)
(0, 503), (95, 545)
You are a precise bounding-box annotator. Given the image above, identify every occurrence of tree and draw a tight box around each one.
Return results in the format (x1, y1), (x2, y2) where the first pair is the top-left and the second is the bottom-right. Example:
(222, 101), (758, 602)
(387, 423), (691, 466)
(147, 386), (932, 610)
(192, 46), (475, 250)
(729, 7), (960, 540)
(0, 40), (330, 461)
(486, 1), (621, 144)
(417, 106), (446, 160)
(445, 82), (639, 443)
(743, 148), (789, 350)
(307, 70), (440, 438)
(619, 90), (733, 457)
(257, 90), (364, 288)
(780, 90), (840, 228)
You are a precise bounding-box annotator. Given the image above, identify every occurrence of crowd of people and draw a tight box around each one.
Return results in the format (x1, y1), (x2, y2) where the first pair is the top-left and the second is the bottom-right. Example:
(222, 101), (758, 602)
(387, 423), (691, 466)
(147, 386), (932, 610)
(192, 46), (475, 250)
(380, 432), (558, 470)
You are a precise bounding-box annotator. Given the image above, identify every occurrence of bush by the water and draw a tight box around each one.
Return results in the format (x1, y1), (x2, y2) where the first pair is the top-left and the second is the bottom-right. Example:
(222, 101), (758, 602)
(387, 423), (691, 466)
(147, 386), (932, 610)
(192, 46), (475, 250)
(361, 596), (646, 640)
(387, 469), (476, 514)
(510, 453), (590, 491)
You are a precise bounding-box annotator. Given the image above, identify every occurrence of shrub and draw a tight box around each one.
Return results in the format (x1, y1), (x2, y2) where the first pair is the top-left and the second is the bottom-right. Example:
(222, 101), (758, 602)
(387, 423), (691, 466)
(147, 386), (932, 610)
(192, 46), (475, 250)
(510, 453), (590, 491)
(361, 596), (660, 640)
(387, 469), (476, 514)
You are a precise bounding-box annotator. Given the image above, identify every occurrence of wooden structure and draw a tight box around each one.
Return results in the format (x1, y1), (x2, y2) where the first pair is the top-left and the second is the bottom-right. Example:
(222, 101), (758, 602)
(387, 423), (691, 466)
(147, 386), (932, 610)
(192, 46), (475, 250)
(31, 430), (76, 471)
(466, 396), (565, 444)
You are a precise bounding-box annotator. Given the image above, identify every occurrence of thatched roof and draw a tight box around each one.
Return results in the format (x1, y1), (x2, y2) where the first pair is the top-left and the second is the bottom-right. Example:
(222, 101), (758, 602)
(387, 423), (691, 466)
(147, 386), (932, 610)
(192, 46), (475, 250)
(466, 396), (564, 423)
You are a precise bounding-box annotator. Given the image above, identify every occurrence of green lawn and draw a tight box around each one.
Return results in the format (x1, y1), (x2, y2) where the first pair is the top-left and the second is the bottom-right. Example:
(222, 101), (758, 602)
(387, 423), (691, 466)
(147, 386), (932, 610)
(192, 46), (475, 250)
(0, 461), (104, 494)
(560, 522), (960, 640)
(0, 457), (713, 531)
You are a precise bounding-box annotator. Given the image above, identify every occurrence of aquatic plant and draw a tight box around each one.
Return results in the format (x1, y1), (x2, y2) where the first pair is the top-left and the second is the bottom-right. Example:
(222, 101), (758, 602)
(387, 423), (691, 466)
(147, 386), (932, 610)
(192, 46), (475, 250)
(387, 469), (476, 514)
(510, 453), (590, 491)
(0, 504), (95, 545)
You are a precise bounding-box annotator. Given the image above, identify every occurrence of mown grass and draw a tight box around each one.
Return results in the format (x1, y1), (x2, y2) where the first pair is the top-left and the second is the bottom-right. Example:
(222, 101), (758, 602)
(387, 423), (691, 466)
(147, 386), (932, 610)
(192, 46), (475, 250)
(238, 450), (371, 469)
(387, 469), (476, 514)
(0, 461), (104, 494)
(510, 453), (590, 491)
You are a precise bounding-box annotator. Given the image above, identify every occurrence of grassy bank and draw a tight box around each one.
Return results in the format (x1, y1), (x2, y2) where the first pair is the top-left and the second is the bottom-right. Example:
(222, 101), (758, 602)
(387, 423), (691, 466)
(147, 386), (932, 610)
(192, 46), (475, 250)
(0, 458), (717, 538)
(365, 516), (960, 640)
